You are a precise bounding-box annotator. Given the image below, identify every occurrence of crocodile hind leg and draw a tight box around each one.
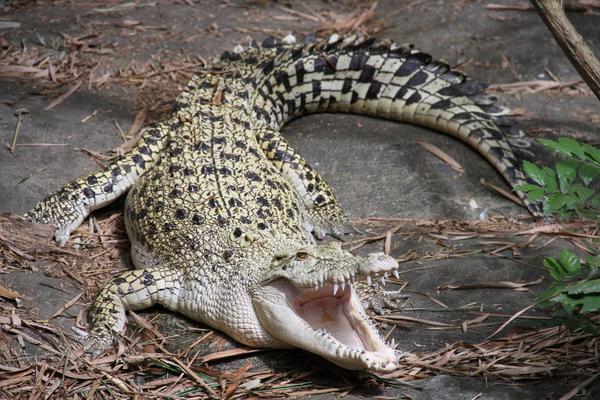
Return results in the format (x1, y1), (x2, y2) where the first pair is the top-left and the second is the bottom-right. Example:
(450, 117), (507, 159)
(84, 265), (182, 356)
(25, 121), (172, 246)
(256, 126), (353, 240)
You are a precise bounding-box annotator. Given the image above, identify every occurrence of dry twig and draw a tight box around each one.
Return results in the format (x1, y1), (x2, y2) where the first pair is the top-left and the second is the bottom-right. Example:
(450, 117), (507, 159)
(531, 0), (600, 100)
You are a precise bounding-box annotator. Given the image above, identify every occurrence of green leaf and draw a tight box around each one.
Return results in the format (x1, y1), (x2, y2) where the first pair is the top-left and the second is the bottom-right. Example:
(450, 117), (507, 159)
(544, 193), (567, 214)
(575, 208), (596, 219)
(563, 193), (580, 210)
(523, 161), (546, 186)
(554, 293), (580, 314)
(539, 284), (566, 302)
(515, 183), (542, 192)
(556, 160), (577, 193)
(559, 249), (581, 275)
(582, 143), (600, 164)
(572, 184), (595, 203)
(558, 137), (586, 159)
(580, 296), (600, 313)
(543, 167), (559, 192)
(578, 163), (600, 186)
(591, 194), (600, 210)
(539, 138), (571, 157)
(527, 188), (546, 202)
(558, 209), (576, 219)
(544, 257), (568, 281)
(566, 279), (600, 296)
(585, 255), (600, 269)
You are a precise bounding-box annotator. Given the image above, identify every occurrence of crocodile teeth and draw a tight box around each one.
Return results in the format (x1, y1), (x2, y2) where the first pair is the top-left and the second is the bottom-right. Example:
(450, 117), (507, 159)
(383, 272), (389, 279)
(380, 276), (386, 285)
(393, 270), (400, 280)
(367, 275), (373, 286)
(333, 283), (339, 296)
(340, 281), (346, 291)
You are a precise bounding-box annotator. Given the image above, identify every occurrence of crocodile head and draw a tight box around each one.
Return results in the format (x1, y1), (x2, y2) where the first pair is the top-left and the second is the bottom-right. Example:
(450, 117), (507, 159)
(251, 241), (399, 371)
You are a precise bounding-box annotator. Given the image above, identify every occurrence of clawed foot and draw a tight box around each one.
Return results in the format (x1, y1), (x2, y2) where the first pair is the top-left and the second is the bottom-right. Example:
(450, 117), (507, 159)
(71, 325), (116, 358)
(353, 281), (408, 315)
(304, 203), (355, 240)
(25, 189), (88, 246)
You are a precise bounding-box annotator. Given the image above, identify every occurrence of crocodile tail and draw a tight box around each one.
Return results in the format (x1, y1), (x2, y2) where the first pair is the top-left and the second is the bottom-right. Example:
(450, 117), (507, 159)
(220, 34), (542, 216)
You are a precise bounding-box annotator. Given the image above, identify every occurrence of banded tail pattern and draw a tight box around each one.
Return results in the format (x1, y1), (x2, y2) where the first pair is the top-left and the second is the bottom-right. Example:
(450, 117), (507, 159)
(220, 34), (541, 216)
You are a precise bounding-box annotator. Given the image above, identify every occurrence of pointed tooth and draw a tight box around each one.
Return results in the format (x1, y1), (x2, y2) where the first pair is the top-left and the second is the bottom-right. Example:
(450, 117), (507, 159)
(393, 270), (400, 279)
(367, 275), (373, 286)
(384, 272), (389, 279)
(340, 281), (346, 291)
(333, 283), (339, 296)
(314, 284), (319, 291)
(380, 276), (386, 285)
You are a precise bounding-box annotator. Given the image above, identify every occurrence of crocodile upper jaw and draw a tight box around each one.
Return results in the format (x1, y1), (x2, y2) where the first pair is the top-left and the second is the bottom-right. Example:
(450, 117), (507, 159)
(253, 279), (397, 371)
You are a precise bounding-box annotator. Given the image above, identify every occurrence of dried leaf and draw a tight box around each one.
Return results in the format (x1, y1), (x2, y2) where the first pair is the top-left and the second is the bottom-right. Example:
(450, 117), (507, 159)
(417, 140), (464, 173)
(44, 81), (82, 111)
(0, 284), (21, 300)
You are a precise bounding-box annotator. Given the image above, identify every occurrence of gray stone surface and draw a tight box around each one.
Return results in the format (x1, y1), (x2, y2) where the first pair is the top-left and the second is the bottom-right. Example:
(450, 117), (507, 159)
(1, 0), (599, 398)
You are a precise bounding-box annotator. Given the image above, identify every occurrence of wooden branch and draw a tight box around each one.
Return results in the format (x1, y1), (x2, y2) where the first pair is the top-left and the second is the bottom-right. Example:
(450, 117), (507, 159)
(530, 0), (600, 101)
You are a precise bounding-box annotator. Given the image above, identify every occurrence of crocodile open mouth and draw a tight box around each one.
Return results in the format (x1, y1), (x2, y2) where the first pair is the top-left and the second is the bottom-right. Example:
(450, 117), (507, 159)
(254, 279), (397, 371)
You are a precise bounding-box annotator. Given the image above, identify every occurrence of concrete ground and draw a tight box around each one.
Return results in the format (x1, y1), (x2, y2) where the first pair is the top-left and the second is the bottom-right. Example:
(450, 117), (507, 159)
(1, 0), (600, 398)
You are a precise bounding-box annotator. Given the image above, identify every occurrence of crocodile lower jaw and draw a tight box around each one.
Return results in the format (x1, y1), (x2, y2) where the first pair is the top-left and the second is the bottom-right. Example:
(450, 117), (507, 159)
(253, 279), (397, 371)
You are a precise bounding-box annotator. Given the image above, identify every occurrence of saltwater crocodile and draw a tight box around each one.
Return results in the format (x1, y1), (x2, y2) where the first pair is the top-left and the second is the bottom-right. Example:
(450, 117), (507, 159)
(25, 33), (540, 372)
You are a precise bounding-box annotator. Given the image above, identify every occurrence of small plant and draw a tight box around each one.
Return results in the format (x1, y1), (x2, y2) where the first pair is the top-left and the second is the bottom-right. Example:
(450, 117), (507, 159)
(518, 138), (600, 332)
(538, 250), (600, 333)
(517, 137), (600, 219)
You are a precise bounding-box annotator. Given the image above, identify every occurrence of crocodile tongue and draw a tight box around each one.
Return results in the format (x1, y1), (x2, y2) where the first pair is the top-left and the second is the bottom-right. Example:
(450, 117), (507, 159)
(253, 279), (397, 371)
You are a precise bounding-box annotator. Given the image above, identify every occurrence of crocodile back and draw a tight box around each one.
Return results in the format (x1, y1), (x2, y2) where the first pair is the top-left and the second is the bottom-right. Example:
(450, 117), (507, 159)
(219, 35), (541, 215)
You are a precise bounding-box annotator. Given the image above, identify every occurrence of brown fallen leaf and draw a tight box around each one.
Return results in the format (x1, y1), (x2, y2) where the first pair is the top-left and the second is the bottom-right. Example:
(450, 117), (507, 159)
(438, 277), (543, 292)
(516, 223), (563, 234)
(200, 347), (267, 363)
(50, 291), (83, 319)
(44, 81), (83, 111)
(383, 230), (392, 255)
(494, 365), (555, 376)
(507, 107), (526, 116)
(126, 107), (147, 138)
(0, 65), (50, 79)
(0, 285), (23, 300)
(488, 79), (583, 94)
(416, 140), (464, 173)
(480, 178), (525, 207)
(462, 313), (489, 333)
(0, 213), (55, 260)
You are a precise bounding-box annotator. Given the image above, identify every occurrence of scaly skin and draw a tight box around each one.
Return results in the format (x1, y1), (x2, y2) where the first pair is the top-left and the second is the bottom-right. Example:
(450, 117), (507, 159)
(26, 33), (540, 372)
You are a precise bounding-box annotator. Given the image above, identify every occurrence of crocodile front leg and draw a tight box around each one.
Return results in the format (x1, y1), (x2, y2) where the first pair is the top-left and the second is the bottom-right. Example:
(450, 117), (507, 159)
(25, 121), (171, 246)
(256, 126), (353, 240)
(353, 281), (408, 315)
(85, 265), (182, 356)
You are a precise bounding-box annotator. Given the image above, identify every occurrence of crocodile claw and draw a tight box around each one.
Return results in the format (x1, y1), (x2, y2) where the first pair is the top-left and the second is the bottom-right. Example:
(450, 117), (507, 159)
(304, 203), (354, 241)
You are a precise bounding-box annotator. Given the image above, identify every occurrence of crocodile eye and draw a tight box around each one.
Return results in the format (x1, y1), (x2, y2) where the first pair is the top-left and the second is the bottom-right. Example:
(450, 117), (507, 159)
(296, 250), (310, 260)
